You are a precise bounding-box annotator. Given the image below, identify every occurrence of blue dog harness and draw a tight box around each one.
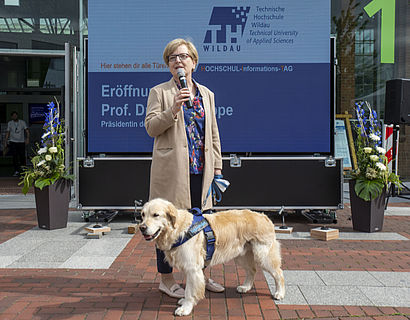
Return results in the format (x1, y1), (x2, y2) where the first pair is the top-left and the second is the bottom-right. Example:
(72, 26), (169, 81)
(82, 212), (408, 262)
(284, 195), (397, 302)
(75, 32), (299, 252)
(171, 208), (215, 261)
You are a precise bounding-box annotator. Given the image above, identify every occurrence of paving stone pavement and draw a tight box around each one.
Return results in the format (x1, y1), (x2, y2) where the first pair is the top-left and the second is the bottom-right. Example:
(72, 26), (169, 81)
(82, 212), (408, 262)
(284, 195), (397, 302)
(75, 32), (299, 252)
(0, 204), (409, 319)
(0, 211), (133, 269)
(265, 270), (410, 306)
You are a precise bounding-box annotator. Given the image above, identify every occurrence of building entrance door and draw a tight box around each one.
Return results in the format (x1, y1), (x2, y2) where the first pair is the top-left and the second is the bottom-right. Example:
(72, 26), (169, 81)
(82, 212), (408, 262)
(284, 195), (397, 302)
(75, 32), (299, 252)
(0, 48), (70, 195)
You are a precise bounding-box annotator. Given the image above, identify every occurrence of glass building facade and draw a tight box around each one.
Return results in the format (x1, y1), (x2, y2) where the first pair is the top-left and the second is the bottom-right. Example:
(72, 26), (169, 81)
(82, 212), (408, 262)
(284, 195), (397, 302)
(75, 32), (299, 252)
(0, 0), (409, 178)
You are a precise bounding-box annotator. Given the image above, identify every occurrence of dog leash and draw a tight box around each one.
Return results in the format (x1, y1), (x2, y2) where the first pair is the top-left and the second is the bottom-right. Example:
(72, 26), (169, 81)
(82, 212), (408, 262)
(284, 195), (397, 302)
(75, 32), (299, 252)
(203, 174), (230, 207)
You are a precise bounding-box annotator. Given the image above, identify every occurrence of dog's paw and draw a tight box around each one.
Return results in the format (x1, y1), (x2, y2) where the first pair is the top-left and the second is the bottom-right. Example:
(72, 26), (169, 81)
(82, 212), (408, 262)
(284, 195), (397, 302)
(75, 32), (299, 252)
(177, 298), (186, 306)
(174, 303), (193, 316)
(236, 285), (251, 293)
(274, 291), (285, 300)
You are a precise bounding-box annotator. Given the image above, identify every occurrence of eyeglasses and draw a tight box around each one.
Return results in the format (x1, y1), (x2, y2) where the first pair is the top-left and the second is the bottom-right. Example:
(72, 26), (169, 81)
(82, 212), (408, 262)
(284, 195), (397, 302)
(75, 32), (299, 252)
(168, 53), (191, 63)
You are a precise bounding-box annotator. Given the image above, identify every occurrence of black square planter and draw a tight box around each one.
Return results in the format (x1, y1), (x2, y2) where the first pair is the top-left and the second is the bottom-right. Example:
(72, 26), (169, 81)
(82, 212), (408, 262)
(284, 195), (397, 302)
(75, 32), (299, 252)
(349, 180), (386, 232)
(34, 179), (70, 230)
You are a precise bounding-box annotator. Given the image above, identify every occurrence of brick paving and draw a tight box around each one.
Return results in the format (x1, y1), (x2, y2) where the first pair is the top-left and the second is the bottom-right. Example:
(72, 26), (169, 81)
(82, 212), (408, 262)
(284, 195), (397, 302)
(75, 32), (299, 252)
(0, 210), (37, 245)
(0, 206), (409, 319)
(0, 178), (33, 195)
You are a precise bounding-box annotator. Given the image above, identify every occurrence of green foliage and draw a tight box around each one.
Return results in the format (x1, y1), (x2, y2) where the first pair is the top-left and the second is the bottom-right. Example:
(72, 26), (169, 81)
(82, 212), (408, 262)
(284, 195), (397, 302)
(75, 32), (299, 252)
(19, 99), (74, 194)
(354, 177), (385, 201)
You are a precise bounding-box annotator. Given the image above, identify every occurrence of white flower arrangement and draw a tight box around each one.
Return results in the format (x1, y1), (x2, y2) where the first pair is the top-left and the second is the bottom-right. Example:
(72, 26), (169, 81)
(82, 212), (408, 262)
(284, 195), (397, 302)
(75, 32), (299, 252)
(375, 146), (386, 154)
(375, 162), (387, 171)
(20, 99), (74, 194)
(369, 133), (380, 141)
(370, 155), (379, 161)
(38, 147), (48, 155)
(37, 160), (46, 167)
(349, 101), (401, 201)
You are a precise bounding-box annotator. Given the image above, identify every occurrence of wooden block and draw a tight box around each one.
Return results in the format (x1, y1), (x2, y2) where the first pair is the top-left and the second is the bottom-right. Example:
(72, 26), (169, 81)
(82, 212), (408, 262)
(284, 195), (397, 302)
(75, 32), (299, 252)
(310, 227), (339, 241)
(128, 224), (139, 234)
(275, 226), (293, 234)
(87, 232), (102, 239)
(84, 226), (111, 234)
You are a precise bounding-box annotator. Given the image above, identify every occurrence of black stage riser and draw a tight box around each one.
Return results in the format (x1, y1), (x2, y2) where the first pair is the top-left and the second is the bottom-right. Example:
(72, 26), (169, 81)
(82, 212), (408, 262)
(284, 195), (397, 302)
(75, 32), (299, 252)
(78, 157), (343, 209)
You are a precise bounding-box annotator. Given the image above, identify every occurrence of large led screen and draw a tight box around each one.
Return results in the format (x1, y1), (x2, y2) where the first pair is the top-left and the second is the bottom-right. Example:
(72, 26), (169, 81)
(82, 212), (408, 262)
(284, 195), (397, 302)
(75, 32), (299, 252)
(88, 0), (331, 153)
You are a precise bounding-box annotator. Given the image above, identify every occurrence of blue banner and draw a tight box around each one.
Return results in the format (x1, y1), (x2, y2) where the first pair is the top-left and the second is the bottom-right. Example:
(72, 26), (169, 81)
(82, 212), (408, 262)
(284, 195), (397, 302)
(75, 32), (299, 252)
(88, 0), (331, 154)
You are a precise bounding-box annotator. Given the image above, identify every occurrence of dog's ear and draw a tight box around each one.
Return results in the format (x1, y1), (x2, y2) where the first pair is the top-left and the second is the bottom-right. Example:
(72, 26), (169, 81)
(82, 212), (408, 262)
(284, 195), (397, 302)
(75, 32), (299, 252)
(166, 203), (178, 228)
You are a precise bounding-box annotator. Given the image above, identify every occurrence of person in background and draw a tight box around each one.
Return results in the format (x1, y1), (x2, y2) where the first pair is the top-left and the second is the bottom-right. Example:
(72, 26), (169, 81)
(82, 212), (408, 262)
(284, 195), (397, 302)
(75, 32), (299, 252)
(3, 111), (29, 176)
(145, 38), (224, 298)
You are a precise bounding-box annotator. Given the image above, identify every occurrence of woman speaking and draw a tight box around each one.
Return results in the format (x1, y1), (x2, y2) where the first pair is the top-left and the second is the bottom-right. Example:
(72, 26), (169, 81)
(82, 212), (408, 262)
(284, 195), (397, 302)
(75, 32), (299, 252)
(145, 38), (224, 298)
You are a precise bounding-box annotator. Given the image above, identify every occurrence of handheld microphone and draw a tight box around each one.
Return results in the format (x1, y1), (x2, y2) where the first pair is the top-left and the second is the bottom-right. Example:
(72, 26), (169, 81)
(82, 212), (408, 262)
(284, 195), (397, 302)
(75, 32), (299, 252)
(177, 68), (193, 108)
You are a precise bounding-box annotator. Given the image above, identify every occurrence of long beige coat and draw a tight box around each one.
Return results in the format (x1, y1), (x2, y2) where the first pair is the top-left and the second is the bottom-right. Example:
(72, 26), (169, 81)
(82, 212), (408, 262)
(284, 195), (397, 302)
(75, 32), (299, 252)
(145, 78), (222, 210)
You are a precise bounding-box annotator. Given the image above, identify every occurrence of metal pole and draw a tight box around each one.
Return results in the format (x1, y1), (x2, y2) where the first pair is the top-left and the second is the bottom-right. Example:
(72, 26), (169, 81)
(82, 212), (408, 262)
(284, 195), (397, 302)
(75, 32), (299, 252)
(64, 43), (70, 196)
(75, 0), (84, 208)
(73, 48), (79, 204)
(391, 125), (398, 197)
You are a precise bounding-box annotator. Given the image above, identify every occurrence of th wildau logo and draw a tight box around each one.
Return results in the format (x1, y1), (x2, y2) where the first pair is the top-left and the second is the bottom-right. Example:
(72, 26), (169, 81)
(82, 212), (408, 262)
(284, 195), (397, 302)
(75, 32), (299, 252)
(203, 6), (250, 52)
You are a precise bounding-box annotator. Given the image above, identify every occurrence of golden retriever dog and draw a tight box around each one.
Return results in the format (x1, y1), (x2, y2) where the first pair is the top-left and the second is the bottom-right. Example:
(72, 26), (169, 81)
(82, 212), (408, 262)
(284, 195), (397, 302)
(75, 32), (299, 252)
(139, 198), (285, 316)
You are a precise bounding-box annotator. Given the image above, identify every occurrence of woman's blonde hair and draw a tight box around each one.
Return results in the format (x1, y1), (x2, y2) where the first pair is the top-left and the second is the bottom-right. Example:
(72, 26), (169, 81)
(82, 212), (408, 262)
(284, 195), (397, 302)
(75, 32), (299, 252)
(163, 38), (199, 66)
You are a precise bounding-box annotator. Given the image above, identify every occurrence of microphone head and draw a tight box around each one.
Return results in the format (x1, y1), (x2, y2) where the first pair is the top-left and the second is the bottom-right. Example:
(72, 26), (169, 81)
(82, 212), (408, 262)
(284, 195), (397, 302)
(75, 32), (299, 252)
(177, 68), (185, 77)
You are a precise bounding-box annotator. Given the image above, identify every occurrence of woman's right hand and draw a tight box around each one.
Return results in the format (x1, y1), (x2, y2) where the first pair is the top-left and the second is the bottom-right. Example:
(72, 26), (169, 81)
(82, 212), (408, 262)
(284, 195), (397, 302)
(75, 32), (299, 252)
(172, 88), (191, 117)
